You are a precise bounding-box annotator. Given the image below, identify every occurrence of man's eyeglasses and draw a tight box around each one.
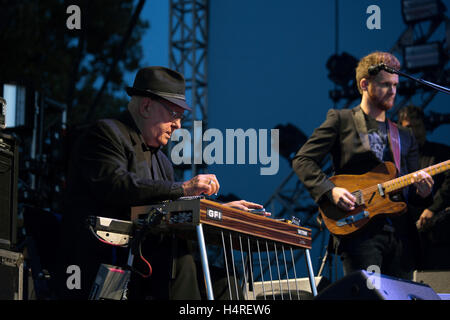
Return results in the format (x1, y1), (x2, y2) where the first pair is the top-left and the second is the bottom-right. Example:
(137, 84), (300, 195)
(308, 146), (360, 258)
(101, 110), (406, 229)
(158, 99), (185, 121)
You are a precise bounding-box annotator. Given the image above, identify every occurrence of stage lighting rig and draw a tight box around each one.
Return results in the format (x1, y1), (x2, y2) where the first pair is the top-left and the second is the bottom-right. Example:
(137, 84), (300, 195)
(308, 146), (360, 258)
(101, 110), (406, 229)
(326, 52), (360, 105)
(401, 0), (446, 24)
(274, 123), (308, 162)
(329, 86), (360, 104)
(403, 42), (444, 71)
(326, 52), (359, 87)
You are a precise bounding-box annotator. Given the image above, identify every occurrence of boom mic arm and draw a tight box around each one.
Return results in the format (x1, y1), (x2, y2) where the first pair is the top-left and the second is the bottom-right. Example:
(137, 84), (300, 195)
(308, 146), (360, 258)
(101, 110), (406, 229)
(367, 63), (450, 95)
(368, 63), (398, 76)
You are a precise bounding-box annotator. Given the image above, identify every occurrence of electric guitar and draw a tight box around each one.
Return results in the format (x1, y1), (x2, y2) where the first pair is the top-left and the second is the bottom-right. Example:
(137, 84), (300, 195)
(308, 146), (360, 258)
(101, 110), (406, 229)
(318, 160), (450, 236)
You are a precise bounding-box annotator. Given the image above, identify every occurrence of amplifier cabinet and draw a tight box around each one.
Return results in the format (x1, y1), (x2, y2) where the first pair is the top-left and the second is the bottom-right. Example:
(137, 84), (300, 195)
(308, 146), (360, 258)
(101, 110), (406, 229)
(0, 249), (24, 300)
(0, 133), (19, 250)
(414, 270), (450, 294)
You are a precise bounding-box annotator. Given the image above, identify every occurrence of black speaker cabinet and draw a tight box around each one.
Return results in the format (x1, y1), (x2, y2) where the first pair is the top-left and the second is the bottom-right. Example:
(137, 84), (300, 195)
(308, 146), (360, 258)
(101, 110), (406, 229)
(315, 270), (441, 300)
(0, 248), (24, 300)
(0, 133), (18, 250)
(413, 270), (450, 294)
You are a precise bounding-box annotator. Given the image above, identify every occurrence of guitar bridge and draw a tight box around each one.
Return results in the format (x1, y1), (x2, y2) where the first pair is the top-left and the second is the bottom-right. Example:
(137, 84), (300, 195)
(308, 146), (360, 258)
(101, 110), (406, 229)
(336, 211), (370, 227)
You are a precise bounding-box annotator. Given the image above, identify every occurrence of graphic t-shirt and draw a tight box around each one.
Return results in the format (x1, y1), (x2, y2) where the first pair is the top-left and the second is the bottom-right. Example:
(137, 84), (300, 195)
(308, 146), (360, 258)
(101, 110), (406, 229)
(363, 113), (411, 233)
(365, 113), (391, 162)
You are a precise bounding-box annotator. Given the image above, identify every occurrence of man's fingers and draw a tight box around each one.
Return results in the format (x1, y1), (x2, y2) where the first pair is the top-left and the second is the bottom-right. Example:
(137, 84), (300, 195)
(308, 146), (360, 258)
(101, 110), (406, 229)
(223, 200), (264, 212)
(414, 171), (434, 187)
(339, 195), (355, 210)
(238, 200), (263, 209)
(343, 192), (356, 204)
(183, 174), (221, 196)
(196, 174), (220, 195)
(413, 171), (434, 198)
(332, 187), (356, 211)
(341, 192), (356, 208)
(207, 175), (220, 195)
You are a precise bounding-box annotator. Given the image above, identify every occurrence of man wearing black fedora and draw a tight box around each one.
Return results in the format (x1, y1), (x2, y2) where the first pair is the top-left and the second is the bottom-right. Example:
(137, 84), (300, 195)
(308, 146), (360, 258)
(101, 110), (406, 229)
(59, 66), (261, 299)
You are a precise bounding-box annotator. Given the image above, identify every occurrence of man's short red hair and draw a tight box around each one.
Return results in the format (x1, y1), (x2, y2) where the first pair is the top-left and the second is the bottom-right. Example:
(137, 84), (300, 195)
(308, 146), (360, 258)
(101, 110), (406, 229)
(355, 51), (401, 94)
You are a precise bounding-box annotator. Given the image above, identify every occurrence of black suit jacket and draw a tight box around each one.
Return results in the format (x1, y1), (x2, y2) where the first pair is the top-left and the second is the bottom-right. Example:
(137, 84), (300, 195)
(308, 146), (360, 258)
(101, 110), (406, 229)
(59, 110), (184, 299)
(64, 110), (183, 220)
(292, 105), (420, 204)
(292, 105), (426, 241)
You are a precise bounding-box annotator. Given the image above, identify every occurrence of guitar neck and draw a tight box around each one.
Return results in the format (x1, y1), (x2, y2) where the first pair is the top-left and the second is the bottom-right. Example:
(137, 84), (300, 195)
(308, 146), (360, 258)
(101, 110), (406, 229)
(383, 160), (450, 194)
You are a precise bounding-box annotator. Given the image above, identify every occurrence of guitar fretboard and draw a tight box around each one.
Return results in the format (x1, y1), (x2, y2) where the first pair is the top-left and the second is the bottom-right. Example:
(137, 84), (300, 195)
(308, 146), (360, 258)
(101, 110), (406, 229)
(383, 160), (450, 194)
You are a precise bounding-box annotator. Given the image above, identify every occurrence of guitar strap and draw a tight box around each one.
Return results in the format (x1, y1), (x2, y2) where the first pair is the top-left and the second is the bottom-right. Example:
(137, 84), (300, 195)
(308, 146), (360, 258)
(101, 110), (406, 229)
(387, 119), (401, 173)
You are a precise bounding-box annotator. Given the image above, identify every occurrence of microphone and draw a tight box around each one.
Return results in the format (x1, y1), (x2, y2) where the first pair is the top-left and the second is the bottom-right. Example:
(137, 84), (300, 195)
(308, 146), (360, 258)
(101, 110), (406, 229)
(368, 63), (398, 76)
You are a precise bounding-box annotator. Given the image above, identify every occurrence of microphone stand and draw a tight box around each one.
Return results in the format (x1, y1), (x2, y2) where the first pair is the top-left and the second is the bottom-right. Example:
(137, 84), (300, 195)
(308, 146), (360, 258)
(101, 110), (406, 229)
(383, 65), (450, 95)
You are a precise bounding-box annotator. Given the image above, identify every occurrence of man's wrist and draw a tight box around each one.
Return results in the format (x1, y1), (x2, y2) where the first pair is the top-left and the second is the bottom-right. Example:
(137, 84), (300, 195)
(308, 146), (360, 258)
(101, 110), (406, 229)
(171, 182), (185, 198)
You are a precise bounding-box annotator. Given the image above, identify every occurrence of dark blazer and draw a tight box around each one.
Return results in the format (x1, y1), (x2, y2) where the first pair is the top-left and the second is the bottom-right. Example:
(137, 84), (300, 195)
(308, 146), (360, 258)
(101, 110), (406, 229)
(59, 110), (184, 299)
(292, 105), (420, 204)
(292, 105), (425, 269)
(64, 110), (183, 220)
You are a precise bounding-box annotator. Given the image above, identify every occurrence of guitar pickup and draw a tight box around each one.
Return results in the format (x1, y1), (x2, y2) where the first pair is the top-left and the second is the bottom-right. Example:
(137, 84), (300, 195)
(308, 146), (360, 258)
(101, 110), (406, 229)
(336, 211), (370, 227)
(377, 184), (385, 197)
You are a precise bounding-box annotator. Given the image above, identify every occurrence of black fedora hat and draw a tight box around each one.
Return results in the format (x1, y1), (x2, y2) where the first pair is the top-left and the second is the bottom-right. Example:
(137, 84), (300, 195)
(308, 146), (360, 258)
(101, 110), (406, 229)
(126, 66), (191, 111)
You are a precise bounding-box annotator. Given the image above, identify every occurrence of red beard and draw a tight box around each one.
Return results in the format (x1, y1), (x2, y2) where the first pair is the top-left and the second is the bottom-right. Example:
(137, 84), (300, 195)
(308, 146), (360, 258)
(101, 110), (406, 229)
(368, 90), (395, 111)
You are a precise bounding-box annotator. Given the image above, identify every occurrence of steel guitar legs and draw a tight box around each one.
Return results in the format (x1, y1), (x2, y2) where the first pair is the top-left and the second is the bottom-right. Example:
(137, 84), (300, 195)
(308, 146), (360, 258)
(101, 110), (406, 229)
(196, 224), (215, 300)
(130, 199), (315, 300)
(195, 223), (317, 300)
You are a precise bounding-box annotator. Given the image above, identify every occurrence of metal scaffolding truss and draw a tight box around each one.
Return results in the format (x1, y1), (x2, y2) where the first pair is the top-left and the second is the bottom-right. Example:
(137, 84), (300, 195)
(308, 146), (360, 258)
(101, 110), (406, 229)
(326, 2), (450, 117)
(388, 12), (450, 116)
(169, 0), (209, 178)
